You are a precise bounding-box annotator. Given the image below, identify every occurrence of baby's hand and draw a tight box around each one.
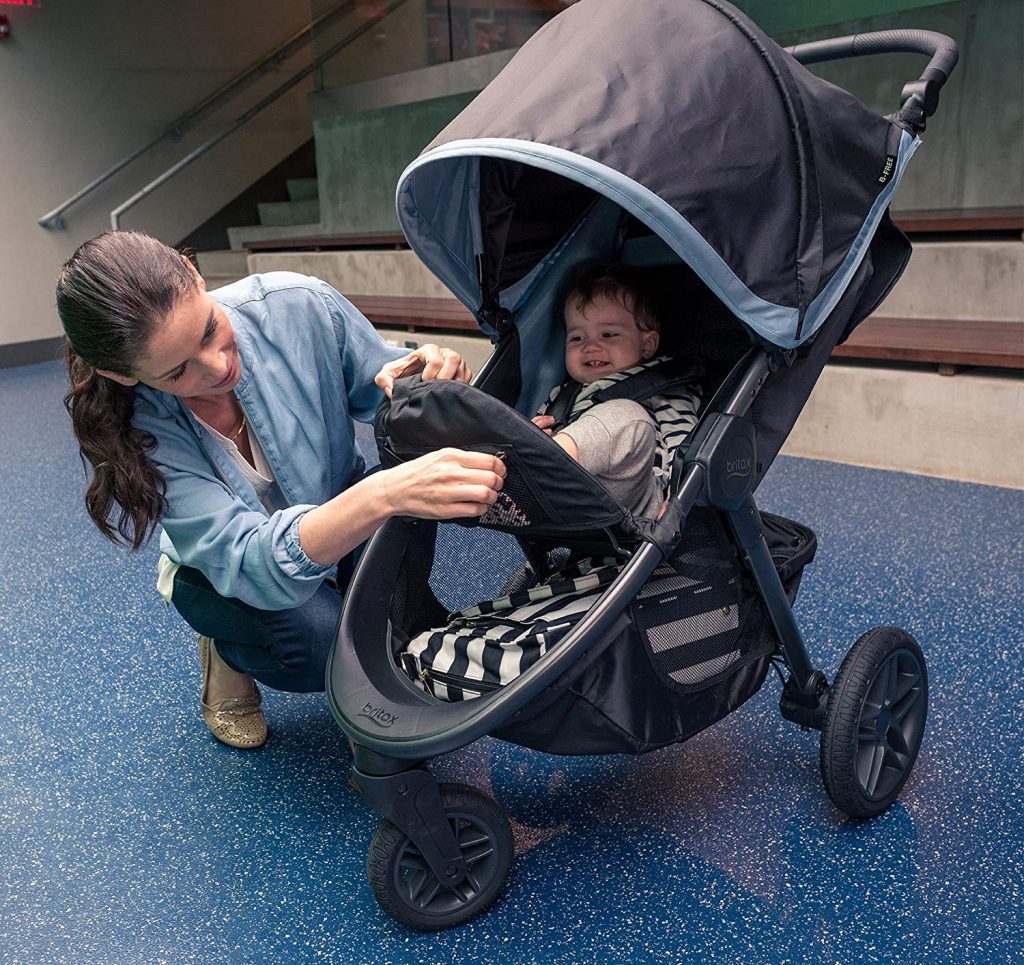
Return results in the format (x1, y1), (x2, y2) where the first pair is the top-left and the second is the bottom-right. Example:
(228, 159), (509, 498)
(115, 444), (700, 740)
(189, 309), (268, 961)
(531, 415), (556, 435)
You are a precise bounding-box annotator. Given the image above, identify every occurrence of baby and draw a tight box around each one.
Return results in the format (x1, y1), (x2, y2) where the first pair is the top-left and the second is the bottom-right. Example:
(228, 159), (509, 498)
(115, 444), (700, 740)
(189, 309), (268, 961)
(532, 264), (670, 518)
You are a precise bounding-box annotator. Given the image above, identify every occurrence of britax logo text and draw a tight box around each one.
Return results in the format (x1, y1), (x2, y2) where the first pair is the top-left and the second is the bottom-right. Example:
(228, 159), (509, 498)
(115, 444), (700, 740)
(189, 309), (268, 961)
(358, 703), (399, 728)
(726, 456), (752, 478)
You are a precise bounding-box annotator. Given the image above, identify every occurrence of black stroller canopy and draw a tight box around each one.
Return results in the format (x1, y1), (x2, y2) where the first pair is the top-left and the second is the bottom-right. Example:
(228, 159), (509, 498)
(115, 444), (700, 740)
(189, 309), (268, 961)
(397, 0), (919, 348)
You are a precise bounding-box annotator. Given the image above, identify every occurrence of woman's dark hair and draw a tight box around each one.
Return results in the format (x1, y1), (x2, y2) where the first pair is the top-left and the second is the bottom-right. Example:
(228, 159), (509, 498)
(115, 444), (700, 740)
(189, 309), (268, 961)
(58, 230), (198, 550)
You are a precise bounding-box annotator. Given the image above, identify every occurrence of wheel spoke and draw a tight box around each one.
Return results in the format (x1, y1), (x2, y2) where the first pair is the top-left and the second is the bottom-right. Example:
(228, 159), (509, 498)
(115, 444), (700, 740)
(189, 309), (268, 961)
(886, 725), (912, 760)
(861, 694), (883, 722)
(453, 872), (481, 904)
(398, 853), (430, 874)
(418, 877), (442, 909)
(464, 843), (496, 866)
(892, 683), (922, 724)
(864, 742), (886, 795)
(893, 667), (921, 704)
(858, 717), (879, 741)
(405, 869), (430, 905)
(458, 831), (491, 850)
(885, 655), (900, 704)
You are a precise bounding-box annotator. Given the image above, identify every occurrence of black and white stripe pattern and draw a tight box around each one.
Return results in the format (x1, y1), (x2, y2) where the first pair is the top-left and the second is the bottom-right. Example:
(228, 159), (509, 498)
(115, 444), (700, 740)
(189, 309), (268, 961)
(539, 357), (701, 496)
(401, 558), (620, 701)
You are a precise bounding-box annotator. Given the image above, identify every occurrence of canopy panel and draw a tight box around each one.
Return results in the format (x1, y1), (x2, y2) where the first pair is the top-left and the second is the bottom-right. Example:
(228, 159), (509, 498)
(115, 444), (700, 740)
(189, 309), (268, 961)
(396, 0), (917, 348)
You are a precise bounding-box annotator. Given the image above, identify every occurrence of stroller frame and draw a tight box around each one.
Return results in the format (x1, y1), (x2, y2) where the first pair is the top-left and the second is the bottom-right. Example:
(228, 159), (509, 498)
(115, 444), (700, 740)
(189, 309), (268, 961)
(336, 347), (821, 890)
(327, 13), (957, 929)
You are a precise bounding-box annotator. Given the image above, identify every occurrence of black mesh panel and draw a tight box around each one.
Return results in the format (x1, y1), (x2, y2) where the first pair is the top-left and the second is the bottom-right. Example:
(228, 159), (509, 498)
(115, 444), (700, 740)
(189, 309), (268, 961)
(635, 508), (776, 693)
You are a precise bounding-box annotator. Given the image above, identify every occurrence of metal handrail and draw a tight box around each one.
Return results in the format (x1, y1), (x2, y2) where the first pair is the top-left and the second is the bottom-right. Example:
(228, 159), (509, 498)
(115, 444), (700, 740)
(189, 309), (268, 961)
(38, 0), (359, 230)
(110, 0), (412, 231)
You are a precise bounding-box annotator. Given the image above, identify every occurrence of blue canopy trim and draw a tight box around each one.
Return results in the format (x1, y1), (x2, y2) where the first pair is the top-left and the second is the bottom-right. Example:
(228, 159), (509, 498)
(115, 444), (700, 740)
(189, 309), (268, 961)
(799, 129), (919, 344)
(397, 131), (919, 348)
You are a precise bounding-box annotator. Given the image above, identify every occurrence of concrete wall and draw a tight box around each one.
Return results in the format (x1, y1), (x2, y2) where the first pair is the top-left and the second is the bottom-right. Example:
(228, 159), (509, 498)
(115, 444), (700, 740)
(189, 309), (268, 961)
(314, 91), (476, 235)
(877, 241), (1024, 321)
(781, 365), (1023, 488)
(774, 0), (1023, 213)
(0, 0), (313, 351)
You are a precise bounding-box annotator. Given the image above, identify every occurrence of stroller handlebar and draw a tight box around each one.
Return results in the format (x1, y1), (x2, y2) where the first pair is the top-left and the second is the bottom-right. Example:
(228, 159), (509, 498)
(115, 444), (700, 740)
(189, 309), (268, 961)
(786, 29), (959, 128)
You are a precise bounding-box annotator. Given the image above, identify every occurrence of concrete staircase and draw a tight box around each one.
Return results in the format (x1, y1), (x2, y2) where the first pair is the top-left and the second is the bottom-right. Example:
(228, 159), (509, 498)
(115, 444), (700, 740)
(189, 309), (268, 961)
(196, 177), (323, 288)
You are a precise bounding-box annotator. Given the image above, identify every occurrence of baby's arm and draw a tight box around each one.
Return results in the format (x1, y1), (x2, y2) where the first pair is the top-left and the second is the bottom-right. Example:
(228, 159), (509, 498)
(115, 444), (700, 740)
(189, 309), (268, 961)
(531, 415), (581, 458)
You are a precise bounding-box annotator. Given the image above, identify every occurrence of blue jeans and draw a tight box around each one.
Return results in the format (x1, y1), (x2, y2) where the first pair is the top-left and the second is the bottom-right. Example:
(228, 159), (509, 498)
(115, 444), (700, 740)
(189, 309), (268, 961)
(170, 559), (353, 693)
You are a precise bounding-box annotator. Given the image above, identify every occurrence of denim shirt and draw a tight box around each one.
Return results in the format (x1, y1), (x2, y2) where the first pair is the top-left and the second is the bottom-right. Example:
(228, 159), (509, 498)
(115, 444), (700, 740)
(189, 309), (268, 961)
(132, 273), (405, 610)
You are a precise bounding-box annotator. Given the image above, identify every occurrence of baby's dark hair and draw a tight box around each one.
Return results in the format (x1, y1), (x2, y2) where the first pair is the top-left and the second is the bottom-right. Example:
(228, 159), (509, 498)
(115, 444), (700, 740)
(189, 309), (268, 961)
(565, 263), (660, 333)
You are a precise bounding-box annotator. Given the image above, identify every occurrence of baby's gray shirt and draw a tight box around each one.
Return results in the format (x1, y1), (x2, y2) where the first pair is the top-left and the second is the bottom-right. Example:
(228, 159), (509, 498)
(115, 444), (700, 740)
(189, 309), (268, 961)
(560, 398), (663, 518)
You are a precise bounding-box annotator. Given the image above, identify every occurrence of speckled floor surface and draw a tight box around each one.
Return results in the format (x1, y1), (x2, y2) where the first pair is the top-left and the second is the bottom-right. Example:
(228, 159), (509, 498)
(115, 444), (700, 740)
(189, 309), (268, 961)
(1, 360), (1022, 964)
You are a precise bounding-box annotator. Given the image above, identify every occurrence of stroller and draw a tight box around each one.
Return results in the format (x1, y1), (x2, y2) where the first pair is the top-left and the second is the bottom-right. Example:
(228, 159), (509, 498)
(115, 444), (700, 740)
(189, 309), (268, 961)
(327, 0), (958, 930)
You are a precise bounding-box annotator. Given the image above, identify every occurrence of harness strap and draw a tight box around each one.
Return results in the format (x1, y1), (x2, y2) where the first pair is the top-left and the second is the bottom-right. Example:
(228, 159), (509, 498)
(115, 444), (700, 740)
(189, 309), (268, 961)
(589, 358), (704, 408)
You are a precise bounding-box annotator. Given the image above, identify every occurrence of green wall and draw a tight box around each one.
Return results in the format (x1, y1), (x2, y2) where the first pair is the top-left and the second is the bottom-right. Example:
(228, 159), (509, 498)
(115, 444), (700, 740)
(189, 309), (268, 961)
(772, 0), (1023, 212)
(314, 92), (475, 235)
(313, 0), (1022, 236)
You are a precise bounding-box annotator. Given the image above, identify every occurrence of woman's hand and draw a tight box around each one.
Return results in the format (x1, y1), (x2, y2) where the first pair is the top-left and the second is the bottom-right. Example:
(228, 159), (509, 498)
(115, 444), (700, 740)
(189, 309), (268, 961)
(378, 448), (505, 519)
(375, 343), (472, 398)
(297, 448), (505, 566)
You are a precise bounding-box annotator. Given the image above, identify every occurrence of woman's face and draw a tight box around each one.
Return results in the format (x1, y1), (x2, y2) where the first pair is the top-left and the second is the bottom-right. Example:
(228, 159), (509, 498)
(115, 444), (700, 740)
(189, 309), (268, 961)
(101, 265), (241, 401)
(134, 286), (241, 400)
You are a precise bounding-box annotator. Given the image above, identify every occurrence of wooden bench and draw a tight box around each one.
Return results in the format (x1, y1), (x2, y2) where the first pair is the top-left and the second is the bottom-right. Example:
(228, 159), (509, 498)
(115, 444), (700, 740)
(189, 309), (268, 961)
(348, 295), (476, 332)
(351, 295), (1023, 375)
(893, 207), (1024, 237)
(834, 316), (1023, 375)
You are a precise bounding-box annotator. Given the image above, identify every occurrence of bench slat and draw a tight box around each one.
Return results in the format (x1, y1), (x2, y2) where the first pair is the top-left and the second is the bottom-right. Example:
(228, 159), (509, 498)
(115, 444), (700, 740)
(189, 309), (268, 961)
(349, 296), (1024, 372)
(834, 317), (1023, 370)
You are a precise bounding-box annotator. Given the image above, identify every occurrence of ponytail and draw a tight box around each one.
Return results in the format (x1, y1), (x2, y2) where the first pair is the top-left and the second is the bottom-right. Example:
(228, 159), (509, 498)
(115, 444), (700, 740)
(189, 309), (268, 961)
(64, 346), (166, 550)
(57, 230), (196, 550)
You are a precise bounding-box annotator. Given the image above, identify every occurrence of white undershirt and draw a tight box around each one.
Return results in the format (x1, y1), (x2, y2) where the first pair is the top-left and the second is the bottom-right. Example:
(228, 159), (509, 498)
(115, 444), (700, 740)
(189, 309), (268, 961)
(156, 419), (282, 603)
(198, 416), (279, 512)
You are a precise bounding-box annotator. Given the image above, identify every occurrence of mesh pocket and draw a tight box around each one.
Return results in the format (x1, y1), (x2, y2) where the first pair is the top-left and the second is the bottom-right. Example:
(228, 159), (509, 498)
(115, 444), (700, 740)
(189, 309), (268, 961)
(634, 571), (743, 690)
(477, 448), (551, 529)
(634, 507), (775, 693)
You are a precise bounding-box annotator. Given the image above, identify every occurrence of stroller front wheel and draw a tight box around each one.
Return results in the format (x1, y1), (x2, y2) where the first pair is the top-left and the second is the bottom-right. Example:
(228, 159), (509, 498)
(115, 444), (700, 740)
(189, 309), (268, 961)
(820, 627), (928, 818)
(367, 783), (514, 930)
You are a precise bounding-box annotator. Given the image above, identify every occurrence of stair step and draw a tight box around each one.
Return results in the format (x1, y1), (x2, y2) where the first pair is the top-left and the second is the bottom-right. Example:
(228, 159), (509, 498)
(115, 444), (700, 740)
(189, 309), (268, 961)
(257, 200), (321, 227)
(286, 178), (319, 202)
(194, 249), (249, 281)
(227, 223), (324, 250)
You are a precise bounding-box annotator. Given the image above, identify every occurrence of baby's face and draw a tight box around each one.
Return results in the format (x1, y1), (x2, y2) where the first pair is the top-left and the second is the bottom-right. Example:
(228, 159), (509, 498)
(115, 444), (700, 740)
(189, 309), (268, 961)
(564, 296), (659, 384)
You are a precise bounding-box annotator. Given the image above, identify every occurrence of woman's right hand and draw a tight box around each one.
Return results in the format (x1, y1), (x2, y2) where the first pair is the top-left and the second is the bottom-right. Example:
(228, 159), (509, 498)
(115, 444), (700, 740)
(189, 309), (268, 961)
(298, 448), (506, 567)
(379, 448), (505, 519)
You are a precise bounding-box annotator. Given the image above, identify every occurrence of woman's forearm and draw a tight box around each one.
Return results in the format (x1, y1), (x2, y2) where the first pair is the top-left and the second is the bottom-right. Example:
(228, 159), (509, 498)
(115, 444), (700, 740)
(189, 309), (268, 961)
(297, 473), (393, 566)
(297, 448), (507, 566)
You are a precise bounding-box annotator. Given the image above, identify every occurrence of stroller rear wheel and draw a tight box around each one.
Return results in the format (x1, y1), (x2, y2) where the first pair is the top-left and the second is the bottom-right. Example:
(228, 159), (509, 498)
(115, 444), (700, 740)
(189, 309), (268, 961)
(367, 783), (514, 930)
(820, 627), (928, 818)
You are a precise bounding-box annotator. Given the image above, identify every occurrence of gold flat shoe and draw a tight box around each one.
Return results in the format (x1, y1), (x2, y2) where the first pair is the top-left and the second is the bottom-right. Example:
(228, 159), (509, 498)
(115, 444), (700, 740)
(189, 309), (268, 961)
(198, 635), (268, 749)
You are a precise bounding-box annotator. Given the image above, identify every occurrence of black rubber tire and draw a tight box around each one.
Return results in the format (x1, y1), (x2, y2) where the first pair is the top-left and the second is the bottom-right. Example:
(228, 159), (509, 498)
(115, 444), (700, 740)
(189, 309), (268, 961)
(366, 783), (514, 930)
(820, 627), (928, 819)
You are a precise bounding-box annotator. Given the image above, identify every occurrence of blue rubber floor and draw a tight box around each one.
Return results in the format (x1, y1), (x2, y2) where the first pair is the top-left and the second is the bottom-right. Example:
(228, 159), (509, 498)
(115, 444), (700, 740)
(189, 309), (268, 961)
(2, 360), (1022, 963)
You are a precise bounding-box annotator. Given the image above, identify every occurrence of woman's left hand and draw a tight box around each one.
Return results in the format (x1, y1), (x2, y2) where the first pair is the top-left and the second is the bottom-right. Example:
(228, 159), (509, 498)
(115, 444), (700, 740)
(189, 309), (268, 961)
(375, 343), (472, 398)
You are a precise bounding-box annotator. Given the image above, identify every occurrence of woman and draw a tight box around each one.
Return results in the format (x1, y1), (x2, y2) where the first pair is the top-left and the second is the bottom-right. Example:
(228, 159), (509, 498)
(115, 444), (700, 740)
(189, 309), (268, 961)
(58, 230), (504, 749)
